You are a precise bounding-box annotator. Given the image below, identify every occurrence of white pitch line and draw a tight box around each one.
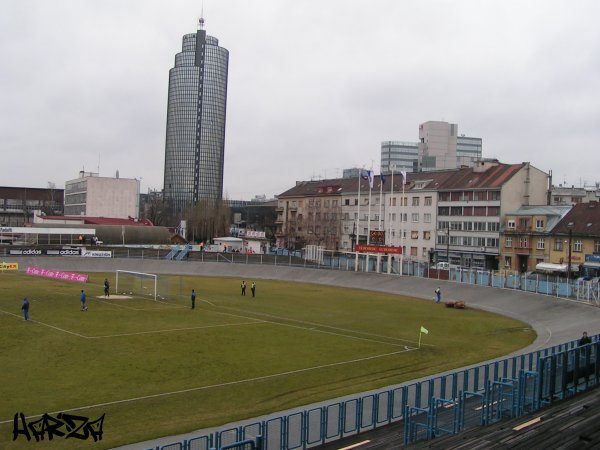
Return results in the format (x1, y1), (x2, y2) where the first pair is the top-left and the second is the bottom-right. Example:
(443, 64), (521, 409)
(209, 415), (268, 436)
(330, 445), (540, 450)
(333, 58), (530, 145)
(88, 321), (265, 339)
(201, 299), (434, 347)
(339, 441), (371, 450)
(0, 308), (88, 339)
(0, 347), (417, 424)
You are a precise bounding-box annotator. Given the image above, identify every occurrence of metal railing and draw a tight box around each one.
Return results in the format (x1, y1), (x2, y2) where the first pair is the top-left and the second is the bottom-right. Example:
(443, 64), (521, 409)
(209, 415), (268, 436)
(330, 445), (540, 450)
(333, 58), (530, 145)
(147, 335), (600, 450)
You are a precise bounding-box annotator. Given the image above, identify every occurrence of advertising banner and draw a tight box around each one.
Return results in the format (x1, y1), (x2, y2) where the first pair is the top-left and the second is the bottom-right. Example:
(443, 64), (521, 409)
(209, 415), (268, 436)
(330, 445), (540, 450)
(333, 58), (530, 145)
(0, 262), (19, 271)
(81, 250), (112, 258)
(26, 266), (88, 283)
(9, 248), (81, 256)
(355, 244), (402, 254)
(9, 249), (43, 256)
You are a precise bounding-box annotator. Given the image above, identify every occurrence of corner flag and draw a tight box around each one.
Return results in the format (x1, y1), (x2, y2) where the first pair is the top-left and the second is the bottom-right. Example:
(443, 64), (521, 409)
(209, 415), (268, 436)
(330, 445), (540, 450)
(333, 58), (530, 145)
(420, 326), (429, 334)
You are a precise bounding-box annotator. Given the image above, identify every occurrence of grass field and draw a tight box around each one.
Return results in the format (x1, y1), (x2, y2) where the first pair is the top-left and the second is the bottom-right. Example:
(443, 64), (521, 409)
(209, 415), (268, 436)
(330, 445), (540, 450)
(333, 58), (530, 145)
(0, 270), (536, 449)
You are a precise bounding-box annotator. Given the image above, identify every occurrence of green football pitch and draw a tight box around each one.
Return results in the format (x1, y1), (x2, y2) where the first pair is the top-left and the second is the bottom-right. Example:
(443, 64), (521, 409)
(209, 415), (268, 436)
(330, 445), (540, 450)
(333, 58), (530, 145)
(0, 271), (535, 449)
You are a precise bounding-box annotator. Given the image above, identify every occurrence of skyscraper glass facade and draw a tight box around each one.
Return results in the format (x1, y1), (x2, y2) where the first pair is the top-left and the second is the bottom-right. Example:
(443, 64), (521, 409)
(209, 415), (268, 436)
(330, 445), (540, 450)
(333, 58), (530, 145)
(164, 26), (229, 212)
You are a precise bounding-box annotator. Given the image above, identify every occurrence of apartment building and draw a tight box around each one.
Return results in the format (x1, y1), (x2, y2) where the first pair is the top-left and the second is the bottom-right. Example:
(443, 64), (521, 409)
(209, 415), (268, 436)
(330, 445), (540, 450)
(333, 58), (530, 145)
(500, 205), (571, 272)
(385, 171), (457, 263)
(548, 202), (600, 277)
(434, 161), (549, 270)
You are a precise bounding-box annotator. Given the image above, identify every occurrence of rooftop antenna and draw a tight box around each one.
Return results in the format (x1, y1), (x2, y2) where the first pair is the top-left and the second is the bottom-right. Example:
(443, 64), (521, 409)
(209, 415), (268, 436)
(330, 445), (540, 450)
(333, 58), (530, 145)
(198, 4), (205, 30)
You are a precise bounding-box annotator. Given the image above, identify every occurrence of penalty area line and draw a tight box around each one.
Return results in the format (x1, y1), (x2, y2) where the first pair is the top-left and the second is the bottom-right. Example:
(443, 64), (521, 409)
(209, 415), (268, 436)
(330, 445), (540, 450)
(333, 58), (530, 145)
(0, 308), (88, 339)
(0, 346), (417, 424)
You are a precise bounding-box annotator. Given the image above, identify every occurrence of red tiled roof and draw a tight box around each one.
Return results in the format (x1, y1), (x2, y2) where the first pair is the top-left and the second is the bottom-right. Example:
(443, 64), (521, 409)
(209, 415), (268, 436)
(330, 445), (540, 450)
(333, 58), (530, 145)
(277, 170), (460, 198)
(552, 202), (600, 237)
(436, 163), (524, 190)
(39, 216), (154, 226)
(277, 163), (526, 198)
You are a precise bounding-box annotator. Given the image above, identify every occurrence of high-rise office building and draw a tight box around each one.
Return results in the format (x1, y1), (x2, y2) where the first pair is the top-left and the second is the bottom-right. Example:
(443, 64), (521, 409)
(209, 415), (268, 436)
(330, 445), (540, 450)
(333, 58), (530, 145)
(163, 18), (229, 212)
(380, 141), (419, 174)
(381, 121), (482, 174)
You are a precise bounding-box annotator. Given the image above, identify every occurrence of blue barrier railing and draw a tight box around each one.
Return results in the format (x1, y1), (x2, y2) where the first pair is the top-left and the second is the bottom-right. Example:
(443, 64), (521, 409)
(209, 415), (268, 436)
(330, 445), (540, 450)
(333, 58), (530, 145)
(147, 334), (600, 450)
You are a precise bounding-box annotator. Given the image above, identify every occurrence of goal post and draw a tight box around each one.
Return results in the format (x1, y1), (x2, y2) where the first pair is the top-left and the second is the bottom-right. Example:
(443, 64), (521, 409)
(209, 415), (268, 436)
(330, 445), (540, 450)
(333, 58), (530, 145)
(115, 270), (158, 300)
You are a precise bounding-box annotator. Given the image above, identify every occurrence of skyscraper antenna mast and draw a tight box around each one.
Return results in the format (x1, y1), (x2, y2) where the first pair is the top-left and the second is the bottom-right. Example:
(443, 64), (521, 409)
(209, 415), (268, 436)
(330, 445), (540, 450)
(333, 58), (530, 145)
(198, 4), (205, 30)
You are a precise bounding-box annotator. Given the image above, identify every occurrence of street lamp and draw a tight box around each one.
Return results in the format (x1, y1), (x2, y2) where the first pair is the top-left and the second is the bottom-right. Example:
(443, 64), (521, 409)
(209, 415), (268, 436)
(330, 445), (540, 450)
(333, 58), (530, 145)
(567, 222), (574, 281)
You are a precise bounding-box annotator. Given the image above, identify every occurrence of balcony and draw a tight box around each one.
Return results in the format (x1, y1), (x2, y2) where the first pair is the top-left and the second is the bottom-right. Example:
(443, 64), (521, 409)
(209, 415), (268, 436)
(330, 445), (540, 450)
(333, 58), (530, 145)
(276, 207), (284, 213)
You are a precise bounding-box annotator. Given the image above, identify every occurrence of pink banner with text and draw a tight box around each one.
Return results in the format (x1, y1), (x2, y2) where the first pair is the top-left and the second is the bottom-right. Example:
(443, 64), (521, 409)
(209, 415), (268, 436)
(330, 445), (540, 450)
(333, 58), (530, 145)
(26, 266), (88, 283)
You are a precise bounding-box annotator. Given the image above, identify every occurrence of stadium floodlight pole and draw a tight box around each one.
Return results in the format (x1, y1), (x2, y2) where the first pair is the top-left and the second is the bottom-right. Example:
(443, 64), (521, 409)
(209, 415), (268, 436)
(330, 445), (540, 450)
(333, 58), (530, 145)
(400, 170), (407, 275)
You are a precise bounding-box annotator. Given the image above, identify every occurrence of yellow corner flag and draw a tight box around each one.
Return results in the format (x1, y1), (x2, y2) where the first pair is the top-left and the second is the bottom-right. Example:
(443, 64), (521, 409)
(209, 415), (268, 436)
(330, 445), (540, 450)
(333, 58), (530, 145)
(418, 326), (429, 348)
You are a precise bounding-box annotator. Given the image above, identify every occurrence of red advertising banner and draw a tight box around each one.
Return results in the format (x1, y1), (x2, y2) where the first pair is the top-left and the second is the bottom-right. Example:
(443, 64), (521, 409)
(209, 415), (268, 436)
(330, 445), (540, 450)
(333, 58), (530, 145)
(355, 244), (402, 254)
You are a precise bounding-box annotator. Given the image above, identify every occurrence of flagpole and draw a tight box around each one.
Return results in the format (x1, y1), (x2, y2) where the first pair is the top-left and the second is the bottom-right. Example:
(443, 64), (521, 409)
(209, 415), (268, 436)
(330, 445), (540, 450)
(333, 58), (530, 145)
(367, 175), (372, 244)
(355, 169), (362, 272)
(389, 166), (394, 246)
(378, 174), (383, 231)
(418, 330), (422, 349)
(400, 171), (405, 275)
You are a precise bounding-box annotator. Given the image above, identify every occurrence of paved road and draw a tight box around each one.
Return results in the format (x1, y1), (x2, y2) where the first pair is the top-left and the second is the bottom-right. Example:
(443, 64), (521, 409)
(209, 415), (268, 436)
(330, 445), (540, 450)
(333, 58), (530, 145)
(7, 257), (600, 449)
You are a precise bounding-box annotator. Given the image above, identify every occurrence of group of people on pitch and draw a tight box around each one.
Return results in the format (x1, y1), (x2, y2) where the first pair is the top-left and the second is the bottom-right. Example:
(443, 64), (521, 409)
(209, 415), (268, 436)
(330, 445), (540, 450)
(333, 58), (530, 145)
(189, 280), (257, 310)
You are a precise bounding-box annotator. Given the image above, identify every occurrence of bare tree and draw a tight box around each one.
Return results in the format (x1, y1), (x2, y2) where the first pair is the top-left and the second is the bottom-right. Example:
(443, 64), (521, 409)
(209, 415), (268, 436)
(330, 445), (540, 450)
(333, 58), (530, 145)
(185, 199), (231, 243)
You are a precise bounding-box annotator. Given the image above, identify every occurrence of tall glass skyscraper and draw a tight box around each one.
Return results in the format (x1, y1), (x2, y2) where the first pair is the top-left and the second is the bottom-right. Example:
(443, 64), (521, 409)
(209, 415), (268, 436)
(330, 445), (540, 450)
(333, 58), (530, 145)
(163, 19), (229, 211)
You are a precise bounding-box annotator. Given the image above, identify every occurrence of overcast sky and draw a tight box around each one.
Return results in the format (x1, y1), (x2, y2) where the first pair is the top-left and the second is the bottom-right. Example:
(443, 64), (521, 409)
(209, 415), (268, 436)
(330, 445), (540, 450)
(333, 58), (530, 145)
(1, 0), (599, 199)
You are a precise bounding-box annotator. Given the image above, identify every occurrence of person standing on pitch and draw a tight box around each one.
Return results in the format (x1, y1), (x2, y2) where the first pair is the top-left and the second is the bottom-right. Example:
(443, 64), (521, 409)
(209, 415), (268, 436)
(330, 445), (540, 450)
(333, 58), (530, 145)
(191, 289), (196, 309)
(241, 280), (246, 296)
(80, 289), (87, 311)
(104, 278), (110, 298)
(251, 281), (256, 298)
(21, 298), (30, 321)
(435, 287), (441, 303)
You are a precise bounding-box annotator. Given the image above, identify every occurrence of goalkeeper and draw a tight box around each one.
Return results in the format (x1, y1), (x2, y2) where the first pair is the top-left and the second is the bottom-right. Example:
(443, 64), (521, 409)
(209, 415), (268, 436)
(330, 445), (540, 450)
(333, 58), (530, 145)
(104, 278), (110, 298)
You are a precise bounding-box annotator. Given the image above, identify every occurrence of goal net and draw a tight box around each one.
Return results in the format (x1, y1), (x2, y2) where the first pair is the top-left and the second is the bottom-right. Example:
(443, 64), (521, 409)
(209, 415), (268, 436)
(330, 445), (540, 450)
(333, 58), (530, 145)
(115, 270), (158, 300)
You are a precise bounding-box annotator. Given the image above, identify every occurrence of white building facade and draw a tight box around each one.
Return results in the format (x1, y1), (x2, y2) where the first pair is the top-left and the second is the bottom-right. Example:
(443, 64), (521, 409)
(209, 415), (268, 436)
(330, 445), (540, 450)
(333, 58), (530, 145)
(64, 172), (140, 219)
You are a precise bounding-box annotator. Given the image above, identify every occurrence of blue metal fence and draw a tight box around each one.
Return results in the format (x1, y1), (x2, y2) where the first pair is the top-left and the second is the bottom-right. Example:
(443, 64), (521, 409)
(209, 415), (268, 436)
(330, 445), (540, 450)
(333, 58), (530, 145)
(147, 335), (600, 450)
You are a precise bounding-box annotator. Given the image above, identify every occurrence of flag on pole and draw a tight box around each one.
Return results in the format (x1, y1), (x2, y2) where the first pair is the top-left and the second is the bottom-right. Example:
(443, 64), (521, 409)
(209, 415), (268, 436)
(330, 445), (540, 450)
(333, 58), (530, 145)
(360, 169), (374, 189)
(418, 325), (428, 348)
(380, 173), (386, 185)
(400, 170), (407, 184)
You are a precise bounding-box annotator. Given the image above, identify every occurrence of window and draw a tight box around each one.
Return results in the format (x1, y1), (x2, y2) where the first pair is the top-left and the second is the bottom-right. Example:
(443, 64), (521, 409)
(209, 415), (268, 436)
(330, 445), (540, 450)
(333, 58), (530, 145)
(505, 256), (512, 268)
(574, 239), (583, 252)
(463, 206), (473, 216)
(437, 235), (447, 245)
(410, 247), (418, 256)
(474, 237), (486, 246)
(422, 247), (428, 257)
(505, 237), (513, 248)
(438, 207), (449, 216)
(518, 237), (529, 248)
(462, 236), (472, 246)
(487, 222), (500, 232)
(486, 238), (499, 247)
(450, 221), (462, 231)
(424, 196), (432, 206)
(450, 207), (462, 216)
(412, 213), (419, 222)
(391, 213), (396, 221)
(411, 230), (419, 239)
(344, 199), (350, 206)
(451, 192), (461, 201)
(449, 236), (459, 245)
(487, 206), (499, 216)
(488, 191), (500, 201)
(424, 231), (431, 240)
(475, 191), (486, 201)
(474, 207), (486, 216)
(439, 192), (450, 201)
(324, 200), (330, 208)
(438, 221), (449, 230)
(537, 238), (545, 250)
(536, 219), (544, 230)
(424, 213), (431, 223)
(391, 197), (396, 206)
(507, 220), (515, 229)
(332, 200), (338, 207)
(463, 221), (473, 231)
(474, 222), (486, 232)
(554, 239), (563, 251)
(596, 240), (600, 253)
(412, 197), (420, 206)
